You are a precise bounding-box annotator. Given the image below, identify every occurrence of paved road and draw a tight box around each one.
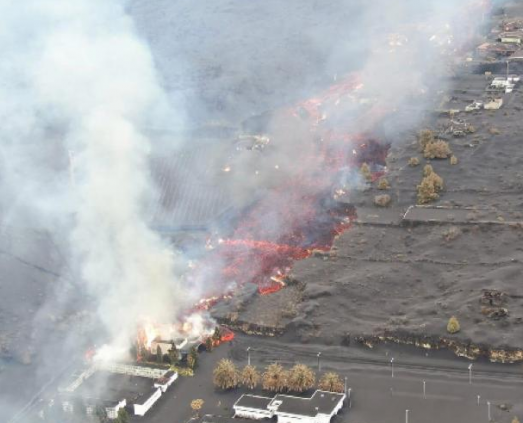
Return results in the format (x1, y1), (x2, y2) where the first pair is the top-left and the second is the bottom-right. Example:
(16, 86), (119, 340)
(138, 335), (523, 423)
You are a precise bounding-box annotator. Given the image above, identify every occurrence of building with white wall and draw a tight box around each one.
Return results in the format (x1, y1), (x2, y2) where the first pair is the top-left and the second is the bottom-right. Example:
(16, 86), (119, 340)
(58, 364), (178, 420)
(233, 390), (346, 423)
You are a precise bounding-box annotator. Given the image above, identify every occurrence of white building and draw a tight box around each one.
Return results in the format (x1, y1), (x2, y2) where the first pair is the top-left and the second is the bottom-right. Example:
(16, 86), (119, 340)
(233, 395), (274, 420)
(134, 387), (163, 416)
(154, 370), (179, 392)
(233, 390), (346, 423)
(58, 365), (178, 420)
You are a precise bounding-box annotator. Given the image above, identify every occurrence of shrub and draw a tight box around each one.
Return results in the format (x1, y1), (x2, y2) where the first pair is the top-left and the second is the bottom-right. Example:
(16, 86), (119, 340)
(423, 164), (434, 177)
(213, 359), (239, 390)
(512, 417), (520, 423)
(419, 129), (435, 151)
(417, 170), (443, 204)
(450, 155), (458, 165)
(190, 399), (204, 416)
(447, 316), (461, 334)
(377, 178), (390, 190)
(318, 372), (344, 393)
(287, 364), (316, 393)
(417, 178), (438, 204)
(427, 172), (443, 191)
(374, 194), (391, 207)
(360, 163), (372, 181)
(442, 226), (461, 242)
(408, 157), (420, 167)
(423, 140), (452, 159)
(489, 127), (501, 135)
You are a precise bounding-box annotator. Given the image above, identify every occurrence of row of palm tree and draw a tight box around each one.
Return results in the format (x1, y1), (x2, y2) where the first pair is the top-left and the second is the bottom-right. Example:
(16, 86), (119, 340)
(213, 360), (344, 393)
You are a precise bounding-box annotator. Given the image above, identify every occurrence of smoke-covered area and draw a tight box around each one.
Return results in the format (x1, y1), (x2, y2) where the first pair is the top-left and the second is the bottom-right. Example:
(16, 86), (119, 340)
(0, 0), (492, 420)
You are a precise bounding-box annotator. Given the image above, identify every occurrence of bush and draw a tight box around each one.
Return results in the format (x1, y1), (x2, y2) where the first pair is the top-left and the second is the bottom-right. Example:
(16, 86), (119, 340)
(423, 164), (434, 176)
(442, 226), (461, 242)
(374, 194), (391, 207)
(408, 157), (420, 167)
(447, 316), (461, 334)
(489, 127), (501, 135)
(377, 178), (390, 190)
(424, 140), (452, 159)
(419, 129), (435, 151)
(450, 155), (458, 165)
(360, 163), (372, 181)
(427, 172), (443, 191)
(417, 171), (443, 204)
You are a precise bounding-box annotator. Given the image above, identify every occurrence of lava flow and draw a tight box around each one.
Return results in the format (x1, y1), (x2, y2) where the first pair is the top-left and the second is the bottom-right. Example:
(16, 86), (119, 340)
(191, 74), (390, 298)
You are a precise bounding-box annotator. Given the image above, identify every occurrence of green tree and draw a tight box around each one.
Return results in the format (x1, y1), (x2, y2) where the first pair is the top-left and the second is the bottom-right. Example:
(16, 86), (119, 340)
(187, 346), (199, 369)
(212, 326), (222, 342)
(205, 337), (214, 352)
(213, 359), (240, 390)
(115, 408), (130, 423)
(169, 343), (179, 365)
(95, 406), (108, 423)
(287, 363), (316, 393)
(156, 345), (162, 363)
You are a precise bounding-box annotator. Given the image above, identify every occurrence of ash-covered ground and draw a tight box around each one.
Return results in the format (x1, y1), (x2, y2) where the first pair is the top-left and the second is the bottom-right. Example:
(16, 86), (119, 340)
(282, 49), (523, 357)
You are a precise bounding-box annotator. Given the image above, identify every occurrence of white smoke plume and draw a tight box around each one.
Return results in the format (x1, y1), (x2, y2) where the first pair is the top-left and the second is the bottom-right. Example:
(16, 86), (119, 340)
(0, 0), (186, 359)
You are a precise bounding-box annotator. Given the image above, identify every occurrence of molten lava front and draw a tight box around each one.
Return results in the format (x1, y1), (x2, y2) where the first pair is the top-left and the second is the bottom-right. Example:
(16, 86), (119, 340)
(190, 74), (391, 298)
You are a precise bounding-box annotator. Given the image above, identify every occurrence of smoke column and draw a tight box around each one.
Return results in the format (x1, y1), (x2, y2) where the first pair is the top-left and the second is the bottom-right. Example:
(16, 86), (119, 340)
(0, 0), (184, 358)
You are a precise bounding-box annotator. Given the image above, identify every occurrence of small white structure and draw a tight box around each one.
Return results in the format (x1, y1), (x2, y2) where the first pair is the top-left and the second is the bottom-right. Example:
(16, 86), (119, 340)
(484, 98), (504, 110)
(233, 390), (346, 423)
(134, 387), (162, 416)
(106, 399), (127, 419)
(154, 370), (179, 392)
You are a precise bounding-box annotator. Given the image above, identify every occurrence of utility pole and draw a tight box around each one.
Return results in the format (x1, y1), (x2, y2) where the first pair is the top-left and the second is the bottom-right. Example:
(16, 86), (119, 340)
(477, 395), (481, 405)
(423, 380), (426, 399)
(405, 409), (409, 423)
(391, 357), (395, 378)
(468, 364), (473, 384)
(348, 387), (352, 408)
(317, 352), (322, 372)
(487, 401), (491, 421)
(246, 347), (251, 366)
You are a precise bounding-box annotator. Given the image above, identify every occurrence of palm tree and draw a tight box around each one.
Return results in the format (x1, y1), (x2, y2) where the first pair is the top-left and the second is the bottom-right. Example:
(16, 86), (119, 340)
(213, 359), (239, 390)
(241, 365), (260, 390)
(287, 363), (315, 393)
(262, 363), (288, 392)
(318, 372), (344, 393)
